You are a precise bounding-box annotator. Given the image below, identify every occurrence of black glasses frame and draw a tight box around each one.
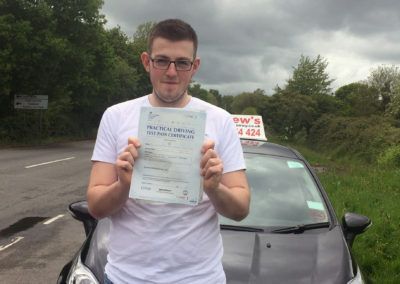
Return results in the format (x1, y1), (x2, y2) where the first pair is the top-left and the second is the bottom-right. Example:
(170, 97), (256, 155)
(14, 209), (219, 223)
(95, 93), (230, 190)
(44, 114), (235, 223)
(150, 57), (194, 71)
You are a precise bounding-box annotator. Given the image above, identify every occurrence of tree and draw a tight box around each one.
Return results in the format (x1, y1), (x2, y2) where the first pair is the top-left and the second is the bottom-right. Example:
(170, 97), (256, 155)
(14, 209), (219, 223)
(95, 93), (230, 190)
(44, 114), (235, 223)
(282, 55), (334, 97)
(189, 83), (209, 101)
(0, 0), (140, 140)
(335, 82), (381, 117)
(221, 95), (234, 113)
(263, 92), (318, 139)
(230, 89), (268, 114)
(130, 22), (156, 97)
(188, 83), (219, 106)
(209, 89), (222, 106)
(0, 0), (73, 139)
(367, 65), (400, 114)
(387, 83), (400, 119)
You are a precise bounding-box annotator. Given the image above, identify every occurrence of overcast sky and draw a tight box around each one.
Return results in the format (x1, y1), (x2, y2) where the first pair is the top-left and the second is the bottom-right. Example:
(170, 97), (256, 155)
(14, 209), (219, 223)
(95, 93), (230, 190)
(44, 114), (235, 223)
(101, 0), (400, 96)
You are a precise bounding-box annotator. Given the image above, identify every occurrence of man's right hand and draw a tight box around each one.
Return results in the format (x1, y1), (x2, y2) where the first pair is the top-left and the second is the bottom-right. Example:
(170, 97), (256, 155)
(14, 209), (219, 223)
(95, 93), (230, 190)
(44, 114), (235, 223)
(116, 137), (141, 190)
(87, 136), (141, 219)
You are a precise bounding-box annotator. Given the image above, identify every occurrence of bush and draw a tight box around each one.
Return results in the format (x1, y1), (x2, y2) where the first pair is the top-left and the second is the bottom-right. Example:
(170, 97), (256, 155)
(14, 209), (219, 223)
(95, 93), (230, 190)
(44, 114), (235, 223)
(378, 145), (400, 167)
(308, 115), (400, 162)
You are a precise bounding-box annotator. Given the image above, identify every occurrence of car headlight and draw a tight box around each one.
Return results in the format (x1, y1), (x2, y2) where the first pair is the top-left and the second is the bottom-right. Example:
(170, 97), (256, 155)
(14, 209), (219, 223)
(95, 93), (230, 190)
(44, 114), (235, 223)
(67, 255), (99, 284)
(347, 265), (364, 284)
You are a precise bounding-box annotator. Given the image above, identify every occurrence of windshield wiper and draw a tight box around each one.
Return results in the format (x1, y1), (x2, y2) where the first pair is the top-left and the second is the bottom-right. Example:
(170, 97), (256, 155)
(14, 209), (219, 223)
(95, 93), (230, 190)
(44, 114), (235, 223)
(220, 224), (264, 232)
(271, 222), (330, 234)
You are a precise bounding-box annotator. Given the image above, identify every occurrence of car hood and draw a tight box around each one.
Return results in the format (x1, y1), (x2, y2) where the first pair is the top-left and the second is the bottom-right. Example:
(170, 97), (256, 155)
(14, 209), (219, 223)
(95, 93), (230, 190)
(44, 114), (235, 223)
(222, 225), (352, 284)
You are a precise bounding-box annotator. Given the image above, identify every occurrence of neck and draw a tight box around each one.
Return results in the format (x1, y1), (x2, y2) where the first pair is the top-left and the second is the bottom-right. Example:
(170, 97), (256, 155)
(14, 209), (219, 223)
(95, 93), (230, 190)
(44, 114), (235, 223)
(149, 91), (191, 108)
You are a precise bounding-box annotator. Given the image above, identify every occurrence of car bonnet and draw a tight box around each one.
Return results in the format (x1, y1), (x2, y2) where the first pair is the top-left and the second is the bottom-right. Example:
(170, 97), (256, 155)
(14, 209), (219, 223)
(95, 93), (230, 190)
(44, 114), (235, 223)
(222, 225), (352, 283)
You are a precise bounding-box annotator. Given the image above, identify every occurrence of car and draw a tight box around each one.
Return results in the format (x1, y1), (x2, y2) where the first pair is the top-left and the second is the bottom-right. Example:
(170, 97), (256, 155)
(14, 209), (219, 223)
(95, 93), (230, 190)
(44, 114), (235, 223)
(57, 139), (371, 284)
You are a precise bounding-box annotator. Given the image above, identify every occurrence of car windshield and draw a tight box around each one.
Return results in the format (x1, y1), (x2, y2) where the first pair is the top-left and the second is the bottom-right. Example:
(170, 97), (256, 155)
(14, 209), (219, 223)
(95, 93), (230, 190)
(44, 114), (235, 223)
(219, 153), (329, 228)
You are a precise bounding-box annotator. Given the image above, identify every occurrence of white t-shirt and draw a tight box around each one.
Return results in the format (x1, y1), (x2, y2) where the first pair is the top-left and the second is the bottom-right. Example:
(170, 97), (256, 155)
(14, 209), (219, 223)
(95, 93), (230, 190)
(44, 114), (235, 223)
(92, 95), (245, 284)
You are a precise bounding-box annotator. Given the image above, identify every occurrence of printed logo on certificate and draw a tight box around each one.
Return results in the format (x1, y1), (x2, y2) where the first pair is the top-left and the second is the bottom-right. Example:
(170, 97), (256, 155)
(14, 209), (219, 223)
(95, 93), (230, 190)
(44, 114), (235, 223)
(129, 107), (206, 205)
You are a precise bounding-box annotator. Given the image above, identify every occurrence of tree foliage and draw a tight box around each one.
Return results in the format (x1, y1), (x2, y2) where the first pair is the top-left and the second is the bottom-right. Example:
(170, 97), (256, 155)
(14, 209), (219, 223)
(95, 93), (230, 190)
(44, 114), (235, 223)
(130, 22), (155, 97)
(368, 65), (400, 117)
(282, 55), (334, 97)
(309, 114), (400, 162)
(230, 89), (268, 114)
(0, 0), (142, 141)
(368, 65), (400, 110)
(335, 82), (381, 117)
(188, 83), (220, 106)
(263, 92), (317, 139)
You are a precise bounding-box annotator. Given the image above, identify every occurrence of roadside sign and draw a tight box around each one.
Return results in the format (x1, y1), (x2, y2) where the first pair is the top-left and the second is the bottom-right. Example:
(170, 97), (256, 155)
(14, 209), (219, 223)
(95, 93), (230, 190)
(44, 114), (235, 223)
(232, 114), (267, 141)
(14, 95), (48, 110)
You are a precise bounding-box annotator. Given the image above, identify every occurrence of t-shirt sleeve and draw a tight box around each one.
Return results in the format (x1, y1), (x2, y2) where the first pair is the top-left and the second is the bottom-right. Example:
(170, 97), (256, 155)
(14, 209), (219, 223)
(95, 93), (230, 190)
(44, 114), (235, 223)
(217, 115), (246, 173)
(91, 108), (118, 164)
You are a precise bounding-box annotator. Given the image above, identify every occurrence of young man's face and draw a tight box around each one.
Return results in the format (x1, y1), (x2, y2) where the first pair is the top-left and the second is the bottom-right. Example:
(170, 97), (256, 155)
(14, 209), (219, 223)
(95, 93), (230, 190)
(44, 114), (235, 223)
(141, 37), (200, 106)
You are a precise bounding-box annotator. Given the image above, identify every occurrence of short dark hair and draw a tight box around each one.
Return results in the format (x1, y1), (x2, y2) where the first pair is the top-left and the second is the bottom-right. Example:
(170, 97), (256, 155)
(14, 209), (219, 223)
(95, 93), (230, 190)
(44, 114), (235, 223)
(147, 19), (198, 57)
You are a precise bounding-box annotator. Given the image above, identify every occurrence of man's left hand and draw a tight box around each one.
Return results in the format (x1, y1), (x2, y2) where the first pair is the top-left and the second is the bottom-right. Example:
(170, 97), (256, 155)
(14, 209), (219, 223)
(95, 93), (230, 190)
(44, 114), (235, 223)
(201, 140), (223, 193)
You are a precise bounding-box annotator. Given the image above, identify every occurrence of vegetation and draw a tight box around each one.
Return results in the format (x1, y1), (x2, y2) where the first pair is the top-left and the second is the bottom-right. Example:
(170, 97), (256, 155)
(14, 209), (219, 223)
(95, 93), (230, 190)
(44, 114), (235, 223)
(1, 1), (400, 281)
(0, 0), (153, 142)
(1, 1), (399, 159)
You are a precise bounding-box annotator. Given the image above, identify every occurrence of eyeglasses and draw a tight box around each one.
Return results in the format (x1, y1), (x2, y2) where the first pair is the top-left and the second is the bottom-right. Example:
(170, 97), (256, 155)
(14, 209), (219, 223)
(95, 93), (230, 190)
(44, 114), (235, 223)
(150, 58), (193, 71)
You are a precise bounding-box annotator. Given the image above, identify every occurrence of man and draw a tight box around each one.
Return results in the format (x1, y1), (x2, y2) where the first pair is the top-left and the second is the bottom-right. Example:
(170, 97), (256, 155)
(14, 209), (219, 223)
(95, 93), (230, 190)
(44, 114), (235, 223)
(87, 19), (250, 284)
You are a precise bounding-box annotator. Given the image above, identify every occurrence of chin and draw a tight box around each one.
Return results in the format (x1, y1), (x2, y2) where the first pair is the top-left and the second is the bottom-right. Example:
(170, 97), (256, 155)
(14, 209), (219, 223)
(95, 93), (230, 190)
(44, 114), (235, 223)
(156, 91), (186, 104)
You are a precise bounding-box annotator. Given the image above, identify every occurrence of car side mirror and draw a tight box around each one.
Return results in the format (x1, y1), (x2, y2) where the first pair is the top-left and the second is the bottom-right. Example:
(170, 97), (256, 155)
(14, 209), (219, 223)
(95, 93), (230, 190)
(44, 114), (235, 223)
(69, 200), (97, 236)
(342, 212), (371, 247)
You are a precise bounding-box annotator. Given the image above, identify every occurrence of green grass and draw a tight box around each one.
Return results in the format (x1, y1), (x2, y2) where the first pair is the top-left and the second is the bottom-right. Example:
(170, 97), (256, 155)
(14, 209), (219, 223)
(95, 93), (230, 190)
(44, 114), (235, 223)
(295, 146), (400, 283)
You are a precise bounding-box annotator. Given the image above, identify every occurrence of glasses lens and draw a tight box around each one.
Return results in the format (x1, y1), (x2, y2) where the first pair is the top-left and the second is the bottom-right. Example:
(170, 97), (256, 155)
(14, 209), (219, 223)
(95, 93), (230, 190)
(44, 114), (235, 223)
(175, 60), (192, 71)
(154, 59), (170, 69)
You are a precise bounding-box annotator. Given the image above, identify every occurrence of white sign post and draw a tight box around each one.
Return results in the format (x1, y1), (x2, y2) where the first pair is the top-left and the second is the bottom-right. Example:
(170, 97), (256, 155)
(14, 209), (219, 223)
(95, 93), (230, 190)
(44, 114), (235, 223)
(14, 95), (48, 110)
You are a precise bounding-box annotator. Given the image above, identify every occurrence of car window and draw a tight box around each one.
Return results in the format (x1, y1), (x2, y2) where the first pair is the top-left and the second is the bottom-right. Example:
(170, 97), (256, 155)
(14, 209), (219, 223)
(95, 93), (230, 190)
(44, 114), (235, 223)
(219, 153), (329, 228)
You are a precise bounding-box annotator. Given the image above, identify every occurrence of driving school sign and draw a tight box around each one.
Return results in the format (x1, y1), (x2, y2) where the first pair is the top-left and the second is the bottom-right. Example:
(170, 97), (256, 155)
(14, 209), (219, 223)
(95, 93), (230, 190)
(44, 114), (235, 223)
(14, 94), (48, 110)
(232, 115), (267, 141)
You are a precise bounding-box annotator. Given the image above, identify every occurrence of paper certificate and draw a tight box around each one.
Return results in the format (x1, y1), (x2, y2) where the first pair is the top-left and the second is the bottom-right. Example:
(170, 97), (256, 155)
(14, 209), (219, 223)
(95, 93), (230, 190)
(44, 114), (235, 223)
(129, 107), (206, 205)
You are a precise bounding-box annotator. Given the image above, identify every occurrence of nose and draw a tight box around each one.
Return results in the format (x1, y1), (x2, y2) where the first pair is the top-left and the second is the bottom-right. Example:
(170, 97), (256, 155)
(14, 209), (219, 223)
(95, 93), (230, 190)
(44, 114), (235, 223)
(165, 62), (178, 76)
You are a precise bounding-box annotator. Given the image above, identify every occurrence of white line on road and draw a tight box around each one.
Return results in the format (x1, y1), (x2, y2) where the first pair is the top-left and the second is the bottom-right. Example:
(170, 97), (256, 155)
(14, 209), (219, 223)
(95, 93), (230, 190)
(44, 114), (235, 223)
(43, 214), (65, 225)
(25, 157), (75, 168)
(0, 236), (24, 252)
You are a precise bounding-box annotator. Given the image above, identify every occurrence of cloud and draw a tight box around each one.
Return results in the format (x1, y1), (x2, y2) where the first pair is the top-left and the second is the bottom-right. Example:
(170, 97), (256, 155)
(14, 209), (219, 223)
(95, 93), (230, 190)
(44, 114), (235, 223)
(101, 0), (400, 95)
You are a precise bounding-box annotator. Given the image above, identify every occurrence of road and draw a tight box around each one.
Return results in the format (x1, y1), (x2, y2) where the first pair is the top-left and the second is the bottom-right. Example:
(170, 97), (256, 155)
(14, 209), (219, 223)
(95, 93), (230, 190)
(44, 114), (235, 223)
(0, 140), (95, 283)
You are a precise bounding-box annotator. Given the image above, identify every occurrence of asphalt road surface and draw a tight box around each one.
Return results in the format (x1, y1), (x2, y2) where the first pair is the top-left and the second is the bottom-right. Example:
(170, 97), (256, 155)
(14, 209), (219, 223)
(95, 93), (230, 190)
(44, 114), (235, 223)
(0, 140), (95, 283)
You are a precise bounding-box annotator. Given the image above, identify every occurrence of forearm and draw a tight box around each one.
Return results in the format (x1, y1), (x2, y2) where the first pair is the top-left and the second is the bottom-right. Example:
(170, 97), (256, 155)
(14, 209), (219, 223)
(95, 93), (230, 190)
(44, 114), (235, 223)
(87, 180), (129, 219)
(206, 182), (250, 221)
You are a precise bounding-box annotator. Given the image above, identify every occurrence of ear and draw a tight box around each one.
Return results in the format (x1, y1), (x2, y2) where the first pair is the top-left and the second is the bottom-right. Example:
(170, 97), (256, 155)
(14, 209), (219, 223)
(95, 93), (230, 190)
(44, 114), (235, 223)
(141, 52), (151, 72)
(191, 57), (201, 75)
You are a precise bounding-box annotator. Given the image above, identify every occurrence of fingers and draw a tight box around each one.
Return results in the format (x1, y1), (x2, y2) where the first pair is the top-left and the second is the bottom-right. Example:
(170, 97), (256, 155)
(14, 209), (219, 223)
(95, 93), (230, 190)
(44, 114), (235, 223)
(201, 139), (215, 154)
(116, 152), (134, 171)
(124, 136), (141, 161)
(201, 154), (222, 175)
(203, 161), (223, 179)
(200, 140), (217, 168)
(115, 137), (141, 188)
(116, 137), (140, 170)
(128, 136), (141, 148)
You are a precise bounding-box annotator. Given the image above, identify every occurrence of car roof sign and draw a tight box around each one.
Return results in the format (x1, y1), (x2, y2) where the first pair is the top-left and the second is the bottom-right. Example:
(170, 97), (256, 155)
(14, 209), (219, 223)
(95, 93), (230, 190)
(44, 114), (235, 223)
(232, 115), (267, 142)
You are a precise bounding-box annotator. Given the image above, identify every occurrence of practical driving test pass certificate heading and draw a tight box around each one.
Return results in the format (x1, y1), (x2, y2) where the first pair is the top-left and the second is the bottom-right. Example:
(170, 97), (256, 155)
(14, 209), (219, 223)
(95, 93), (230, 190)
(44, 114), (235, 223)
(129, 107), (206, 205)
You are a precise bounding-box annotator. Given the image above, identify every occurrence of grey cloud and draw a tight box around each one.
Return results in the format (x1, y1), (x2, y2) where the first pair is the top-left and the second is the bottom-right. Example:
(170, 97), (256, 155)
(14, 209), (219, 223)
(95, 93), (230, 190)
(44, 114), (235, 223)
(101, 0), (400, 94)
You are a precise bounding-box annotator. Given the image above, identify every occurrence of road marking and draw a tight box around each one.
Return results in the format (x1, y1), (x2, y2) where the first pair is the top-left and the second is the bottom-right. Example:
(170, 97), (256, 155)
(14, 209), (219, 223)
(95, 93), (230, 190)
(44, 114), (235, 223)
(43, 214), (65, 225)
(0, 236), (24, 252)
(25, 157), (75, 168)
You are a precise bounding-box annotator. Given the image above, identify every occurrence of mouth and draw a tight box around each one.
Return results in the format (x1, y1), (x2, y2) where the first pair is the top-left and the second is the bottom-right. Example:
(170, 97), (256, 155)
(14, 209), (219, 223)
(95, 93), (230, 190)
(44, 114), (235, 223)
(162, 81), (179, 85)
